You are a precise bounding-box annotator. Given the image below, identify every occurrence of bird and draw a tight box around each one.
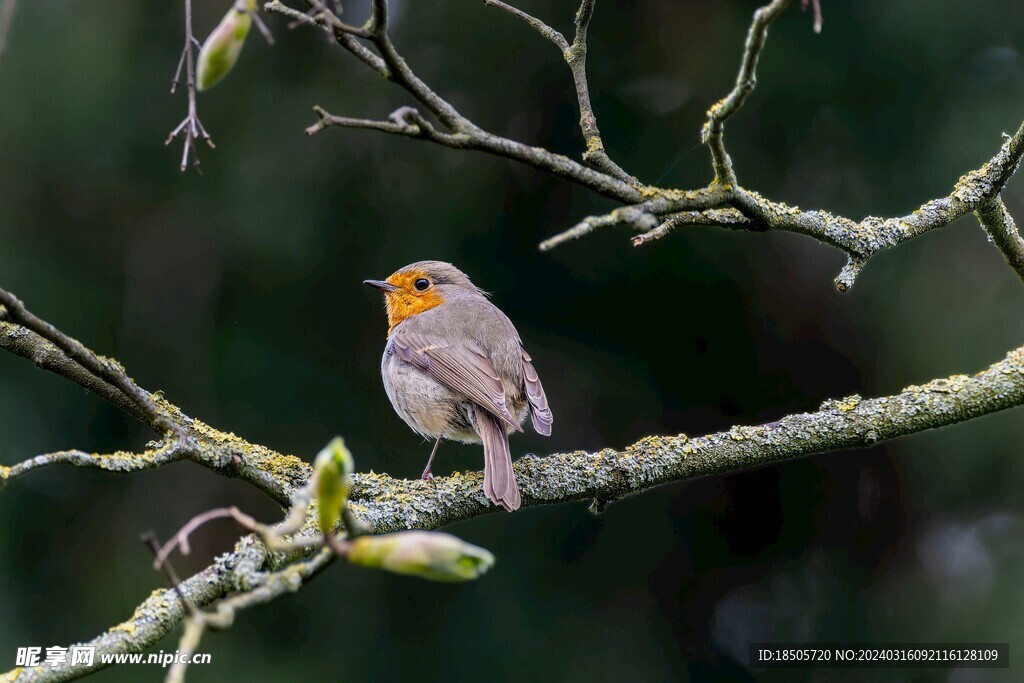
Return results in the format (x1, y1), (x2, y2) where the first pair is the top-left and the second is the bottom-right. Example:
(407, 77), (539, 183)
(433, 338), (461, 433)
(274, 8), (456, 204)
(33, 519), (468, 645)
(364, 261), (552, 511)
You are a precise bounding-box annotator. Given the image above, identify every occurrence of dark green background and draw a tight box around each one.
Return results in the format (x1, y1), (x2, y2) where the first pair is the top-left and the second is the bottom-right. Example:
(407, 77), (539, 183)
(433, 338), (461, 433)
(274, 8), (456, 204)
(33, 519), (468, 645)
(2, 1), (1023, 681)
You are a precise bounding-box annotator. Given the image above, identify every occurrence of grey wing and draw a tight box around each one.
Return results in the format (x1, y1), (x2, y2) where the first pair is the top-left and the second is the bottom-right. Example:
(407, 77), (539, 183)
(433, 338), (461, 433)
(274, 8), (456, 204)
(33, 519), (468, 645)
(391, 328), (524, 433)
(521, 348), (552, 436)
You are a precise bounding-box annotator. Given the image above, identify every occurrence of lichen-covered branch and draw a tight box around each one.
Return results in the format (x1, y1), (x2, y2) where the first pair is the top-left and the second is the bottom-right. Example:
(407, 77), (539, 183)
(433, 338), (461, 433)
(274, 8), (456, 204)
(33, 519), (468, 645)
(0, 441), (182, 492)
(0, 321), (148, 423)
(0, 294), (310, 506)
(631, 208), (757, 247)
(272, 0), (1024, 291)
(0, 289), (175, 434)
(348, 343), (1024, 529)
(0, 536), (267, 683)
(8, 338), (1024, 681)
(6, 1), (1024, 678)
(976, 196), (1024, 284)
(729, 121), (1024, 290)
(265, 0), (645, 204)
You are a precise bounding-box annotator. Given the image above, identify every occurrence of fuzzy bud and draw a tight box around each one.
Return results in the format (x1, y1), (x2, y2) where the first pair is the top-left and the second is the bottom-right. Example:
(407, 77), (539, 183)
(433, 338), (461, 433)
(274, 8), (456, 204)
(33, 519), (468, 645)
(196, 0), (257, 91)
(313, 437), (354, 535)
(347, 531), (495, 582)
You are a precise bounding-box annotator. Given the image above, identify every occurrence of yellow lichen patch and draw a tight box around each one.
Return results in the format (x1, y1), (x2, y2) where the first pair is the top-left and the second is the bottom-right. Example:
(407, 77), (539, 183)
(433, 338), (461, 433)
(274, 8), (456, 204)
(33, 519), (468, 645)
(905, 375), (970, 395)
(263, 451), (310, 479)
(727, 425), (761, 442)
(837, 395), (862, 412)
(98, 448), (158, 463)
(111, 620), (138, 636)
(0, 667), (24, 682)
(622, 434), (689, 460)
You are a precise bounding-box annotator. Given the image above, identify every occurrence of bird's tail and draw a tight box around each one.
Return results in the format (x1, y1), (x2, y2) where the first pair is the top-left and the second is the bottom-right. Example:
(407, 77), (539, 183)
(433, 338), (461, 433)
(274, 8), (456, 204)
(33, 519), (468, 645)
(477, 411), (521, 511)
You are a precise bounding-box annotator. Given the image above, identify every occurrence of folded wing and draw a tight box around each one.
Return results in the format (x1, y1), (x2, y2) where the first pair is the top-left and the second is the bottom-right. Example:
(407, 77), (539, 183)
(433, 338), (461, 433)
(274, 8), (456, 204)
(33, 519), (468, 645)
(392, 328), (523, 433)
(521, 348), (552, 436)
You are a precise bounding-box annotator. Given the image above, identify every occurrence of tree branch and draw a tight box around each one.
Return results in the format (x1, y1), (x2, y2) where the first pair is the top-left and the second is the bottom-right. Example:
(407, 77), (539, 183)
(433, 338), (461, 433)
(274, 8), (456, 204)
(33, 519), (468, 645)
(273, 0), (1024, 291)
(631, 208), (757, 247)
(0, 292), (310, 505)
(484, 1), (569, 51)
(0, 289), (178, 435)
(539, 120), (1024, 289)
(348, 344), (1024, 529)
(0, 536), (267, 683)
(976, 196), (1024, 284)
(9, 339), (1024, 681)
(7, 2), (1024, 679)
(0, 321), (148, 423)
(267, 0), (643, 203)
(0, 440), (182, 492)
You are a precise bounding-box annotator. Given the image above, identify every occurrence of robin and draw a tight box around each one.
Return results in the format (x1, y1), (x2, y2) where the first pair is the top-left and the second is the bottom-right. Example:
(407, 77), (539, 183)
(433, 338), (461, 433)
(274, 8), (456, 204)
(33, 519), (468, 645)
(364, 261), (552, 511)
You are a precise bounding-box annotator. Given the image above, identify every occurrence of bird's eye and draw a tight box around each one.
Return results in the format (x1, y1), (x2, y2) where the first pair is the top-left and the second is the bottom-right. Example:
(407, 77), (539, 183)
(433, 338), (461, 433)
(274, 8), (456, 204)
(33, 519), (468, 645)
(414, 278), (430, 291)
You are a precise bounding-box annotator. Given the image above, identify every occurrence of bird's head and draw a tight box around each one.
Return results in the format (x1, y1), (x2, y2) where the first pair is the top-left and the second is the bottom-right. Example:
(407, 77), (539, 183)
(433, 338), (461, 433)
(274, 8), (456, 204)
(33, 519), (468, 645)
(364, 261), (482, 335)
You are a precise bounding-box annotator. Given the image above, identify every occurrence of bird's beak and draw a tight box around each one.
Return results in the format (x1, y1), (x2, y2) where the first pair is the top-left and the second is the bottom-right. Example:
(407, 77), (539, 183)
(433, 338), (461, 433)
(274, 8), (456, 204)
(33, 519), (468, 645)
(364, 279), (399, 293)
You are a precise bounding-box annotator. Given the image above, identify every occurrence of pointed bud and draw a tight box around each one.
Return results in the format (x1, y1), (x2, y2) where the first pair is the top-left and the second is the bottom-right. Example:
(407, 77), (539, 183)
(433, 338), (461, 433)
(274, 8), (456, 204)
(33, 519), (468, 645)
(313, 437), (354, 535)
(347, 531), (495, 582)
(196, 0), (258, 91)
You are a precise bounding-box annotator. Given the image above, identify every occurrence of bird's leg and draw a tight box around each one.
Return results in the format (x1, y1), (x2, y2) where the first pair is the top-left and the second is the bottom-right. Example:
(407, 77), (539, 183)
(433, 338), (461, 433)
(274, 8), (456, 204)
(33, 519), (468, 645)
(422, 434), (443, 482)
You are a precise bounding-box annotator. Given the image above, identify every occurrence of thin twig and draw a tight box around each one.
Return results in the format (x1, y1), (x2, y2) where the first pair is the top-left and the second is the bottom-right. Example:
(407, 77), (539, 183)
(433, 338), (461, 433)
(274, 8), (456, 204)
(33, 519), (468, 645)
(154, 508), (246, 568)
(165, 549), (334, 683)
(631, 208), (756, 246)
(305, 105), (470, 146)
(154, 504), (320, 570)
(0, 440), (181, 491)
(701, 0), (790, 186)
(146, 529), (331, 683)
(166, 0), (215, 172)
(801, 0), (823, 33)
(368, 0), (388, 34)
(539, 208), (651, 252)
(486, 0), (635, 183)
(484, 1), (569, 50)
(0, 0), (16, 58)
(142, 532), (199, 618)
(539, 187), (729, 250)
(250, 11), (276, 45)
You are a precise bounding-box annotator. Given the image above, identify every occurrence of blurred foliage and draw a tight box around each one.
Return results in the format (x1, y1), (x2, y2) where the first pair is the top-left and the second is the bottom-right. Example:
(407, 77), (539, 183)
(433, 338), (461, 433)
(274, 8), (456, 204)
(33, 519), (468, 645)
(1, 0), (1023, 680)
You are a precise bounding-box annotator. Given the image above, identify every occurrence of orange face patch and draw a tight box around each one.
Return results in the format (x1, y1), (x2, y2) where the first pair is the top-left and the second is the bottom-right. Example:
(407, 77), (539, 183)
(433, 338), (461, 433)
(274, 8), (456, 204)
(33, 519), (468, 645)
(383, 269), (446, 335)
